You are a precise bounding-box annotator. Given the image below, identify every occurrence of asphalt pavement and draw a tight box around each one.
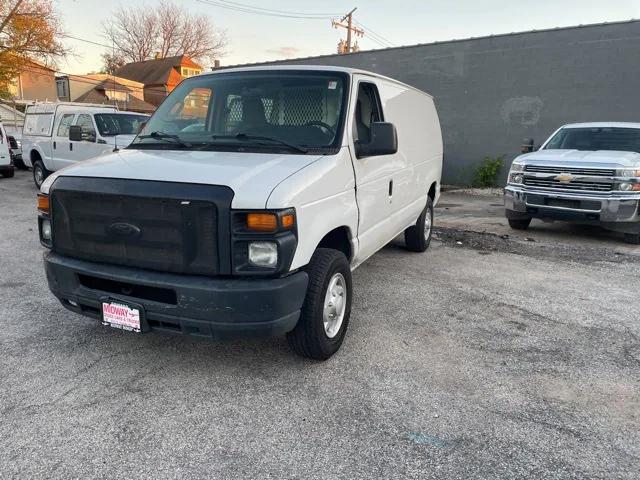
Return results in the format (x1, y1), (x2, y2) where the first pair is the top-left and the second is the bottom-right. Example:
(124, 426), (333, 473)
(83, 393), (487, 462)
(1, 171), (638, 479)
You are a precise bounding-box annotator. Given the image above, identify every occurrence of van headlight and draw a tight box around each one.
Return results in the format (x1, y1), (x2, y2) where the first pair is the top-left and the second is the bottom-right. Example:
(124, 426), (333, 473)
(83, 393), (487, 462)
(248, 242), (278, 268)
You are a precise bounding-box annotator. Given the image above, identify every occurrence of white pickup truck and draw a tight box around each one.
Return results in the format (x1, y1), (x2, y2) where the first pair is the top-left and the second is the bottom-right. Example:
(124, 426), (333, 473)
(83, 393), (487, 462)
(37, 66), (443, 360)
(21, 103), (149, 188)
(505, 122), (640, 244)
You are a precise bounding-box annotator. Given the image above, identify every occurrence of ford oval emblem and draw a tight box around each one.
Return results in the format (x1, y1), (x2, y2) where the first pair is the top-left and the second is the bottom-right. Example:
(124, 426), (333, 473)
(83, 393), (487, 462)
(107, 222), (142, 239)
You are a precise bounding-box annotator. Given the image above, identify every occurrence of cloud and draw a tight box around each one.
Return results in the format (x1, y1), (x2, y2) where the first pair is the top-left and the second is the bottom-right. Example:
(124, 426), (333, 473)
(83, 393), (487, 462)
(265, 46), (300, 58)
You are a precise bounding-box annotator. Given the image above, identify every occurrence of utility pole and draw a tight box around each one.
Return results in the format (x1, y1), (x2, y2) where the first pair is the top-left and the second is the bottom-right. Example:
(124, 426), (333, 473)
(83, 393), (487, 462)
(332, 7), (364, 54)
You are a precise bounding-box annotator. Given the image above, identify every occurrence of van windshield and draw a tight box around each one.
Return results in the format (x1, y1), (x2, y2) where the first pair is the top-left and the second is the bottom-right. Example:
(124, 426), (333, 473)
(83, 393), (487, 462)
(544, 127), (640, 153)
(95, 113), (149, 136)
(130, 71), (349, 153)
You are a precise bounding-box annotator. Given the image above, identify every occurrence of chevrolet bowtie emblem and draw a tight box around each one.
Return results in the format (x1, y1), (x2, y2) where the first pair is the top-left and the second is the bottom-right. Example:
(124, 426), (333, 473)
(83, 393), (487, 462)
(555, 173), (574, 183)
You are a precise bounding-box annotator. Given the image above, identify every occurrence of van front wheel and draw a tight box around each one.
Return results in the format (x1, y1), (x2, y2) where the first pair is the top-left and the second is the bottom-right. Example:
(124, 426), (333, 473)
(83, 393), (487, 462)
(287, 248), (352, 360)
(405, 197), (434, 252)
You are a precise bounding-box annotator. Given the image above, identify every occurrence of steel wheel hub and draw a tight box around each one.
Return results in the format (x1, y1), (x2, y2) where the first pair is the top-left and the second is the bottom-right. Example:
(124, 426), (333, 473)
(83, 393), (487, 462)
(424, 206), (433, 240)
(323, 272), (347, 339)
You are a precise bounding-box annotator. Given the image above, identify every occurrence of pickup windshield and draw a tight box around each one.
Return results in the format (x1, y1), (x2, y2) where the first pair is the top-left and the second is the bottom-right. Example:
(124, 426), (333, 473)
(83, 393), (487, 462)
(95, 113), (149, 136)
(130, 71), (349, 153)
(544, 127), (640, 153)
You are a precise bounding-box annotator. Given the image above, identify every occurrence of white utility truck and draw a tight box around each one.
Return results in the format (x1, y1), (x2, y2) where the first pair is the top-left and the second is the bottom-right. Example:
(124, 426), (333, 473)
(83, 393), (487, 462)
(0, 121), (13, 178)
(37, 66), (443, 359)
(21, 102), (149, 188)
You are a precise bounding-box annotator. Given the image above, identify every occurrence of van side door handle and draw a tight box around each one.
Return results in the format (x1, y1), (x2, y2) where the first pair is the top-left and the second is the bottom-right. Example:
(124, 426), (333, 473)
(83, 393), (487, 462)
(388, 180), (393, 197)
(53, 141), (56, 149)
(69, 143), (73, 151)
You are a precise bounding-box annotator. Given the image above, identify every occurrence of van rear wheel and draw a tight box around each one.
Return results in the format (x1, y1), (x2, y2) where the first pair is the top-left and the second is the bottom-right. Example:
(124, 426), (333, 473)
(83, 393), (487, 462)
(405, 197), (434, 252)
(33, 159), (51, 189)
(287, 248), (352, 360)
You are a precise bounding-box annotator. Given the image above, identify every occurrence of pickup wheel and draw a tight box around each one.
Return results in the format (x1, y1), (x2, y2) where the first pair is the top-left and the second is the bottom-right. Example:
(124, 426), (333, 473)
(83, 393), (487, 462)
(33, 159), (51, 189)
(287, 248), (352, 360)
(624, 233), (640, 245)
(404, 197), (434, 252)
(13, 157), (27, 170)
(508, 218), (532, 230)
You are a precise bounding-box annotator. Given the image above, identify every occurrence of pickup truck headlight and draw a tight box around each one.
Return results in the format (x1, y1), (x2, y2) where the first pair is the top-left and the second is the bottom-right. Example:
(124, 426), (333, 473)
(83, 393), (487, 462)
(508, 163), (525, 184)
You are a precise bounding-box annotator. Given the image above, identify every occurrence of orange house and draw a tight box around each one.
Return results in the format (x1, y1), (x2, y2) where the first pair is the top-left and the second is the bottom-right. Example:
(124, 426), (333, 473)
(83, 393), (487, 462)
(115, 55), (203, 107)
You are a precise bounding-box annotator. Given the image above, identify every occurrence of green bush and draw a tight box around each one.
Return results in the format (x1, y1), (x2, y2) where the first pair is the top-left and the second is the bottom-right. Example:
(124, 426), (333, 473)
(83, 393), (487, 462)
(474, 155), (504, 187)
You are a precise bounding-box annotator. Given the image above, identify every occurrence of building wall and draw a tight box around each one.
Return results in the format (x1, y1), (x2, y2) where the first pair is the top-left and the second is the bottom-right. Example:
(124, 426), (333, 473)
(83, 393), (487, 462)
(18, 66), (57, 102)
(226, 20), (640, 184)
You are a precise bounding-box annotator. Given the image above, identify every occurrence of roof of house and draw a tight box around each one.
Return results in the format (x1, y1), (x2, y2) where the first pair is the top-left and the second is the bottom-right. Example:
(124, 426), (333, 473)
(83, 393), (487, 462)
(115, 55), (202, 86)
(75, 86), (156, 113)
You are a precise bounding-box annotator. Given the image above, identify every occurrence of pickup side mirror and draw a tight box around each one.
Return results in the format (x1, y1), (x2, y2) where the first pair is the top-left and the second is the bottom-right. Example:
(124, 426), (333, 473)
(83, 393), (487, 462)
(69, 125), (83, 142)
(356, 122), (398, 158)
(521, 137), (535, 153)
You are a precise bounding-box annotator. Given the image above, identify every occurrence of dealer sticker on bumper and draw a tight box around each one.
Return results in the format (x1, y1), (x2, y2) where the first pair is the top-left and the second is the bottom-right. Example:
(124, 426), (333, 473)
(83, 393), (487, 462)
(102, 301), (141, 332)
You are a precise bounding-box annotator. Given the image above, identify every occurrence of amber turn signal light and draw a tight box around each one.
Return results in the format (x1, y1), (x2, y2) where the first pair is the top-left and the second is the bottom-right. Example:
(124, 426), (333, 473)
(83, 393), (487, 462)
(247, 213), (278, 232)
(37, 194), (50, 214)
(281, 213), (295, 229)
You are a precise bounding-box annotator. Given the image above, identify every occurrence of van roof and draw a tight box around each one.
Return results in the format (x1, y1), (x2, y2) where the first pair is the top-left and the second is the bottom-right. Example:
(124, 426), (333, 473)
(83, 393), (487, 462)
(203, 65), (433, 98)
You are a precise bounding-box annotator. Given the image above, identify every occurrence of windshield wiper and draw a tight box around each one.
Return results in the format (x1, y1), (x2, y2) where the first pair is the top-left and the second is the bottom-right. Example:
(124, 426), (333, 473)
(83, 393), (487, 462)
(137, 131), (192, 148)
(209, 133), (308, 153)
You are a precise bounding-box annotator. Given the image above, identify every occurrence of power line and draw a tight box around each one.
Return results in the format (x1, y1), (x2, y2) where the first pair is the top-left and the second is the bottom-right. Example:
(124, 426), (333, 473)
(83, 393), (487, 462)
(355, 21), (395, 48)
(206, 0), (341, 17)
(196, 0), (338, 19)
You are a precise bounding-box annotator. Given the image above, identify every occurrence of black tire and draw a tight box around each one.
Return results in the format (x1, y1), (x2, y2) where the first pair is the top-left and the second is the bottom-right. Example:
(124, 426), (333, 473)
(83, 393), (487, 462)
(287, 248), (352, 360)
(404, 196), (434, 252)
(508, 218), (532, 230)
(32, 159), (50, 189)
(624, 233), (640, 245)
(1, 168), (14, 178)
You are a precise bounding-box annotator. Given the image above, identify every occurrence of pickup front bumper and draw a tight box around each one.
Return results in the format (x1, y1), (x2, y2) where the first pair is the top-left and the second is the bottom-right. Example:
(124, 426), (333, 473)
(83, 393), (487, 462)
(505, 186), (640, 233)
(45, 252), (309, 339)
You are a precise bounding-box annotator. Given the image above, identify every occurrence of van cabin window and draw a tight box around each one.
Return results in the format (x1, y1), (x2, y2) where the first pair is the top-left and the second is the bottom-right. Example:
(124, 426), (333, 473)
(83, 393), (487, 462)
(75, 114), (96, 142)
(353, 82), (383, 145)
(134, 71), (348, 152)
(57, 114), (75, 137)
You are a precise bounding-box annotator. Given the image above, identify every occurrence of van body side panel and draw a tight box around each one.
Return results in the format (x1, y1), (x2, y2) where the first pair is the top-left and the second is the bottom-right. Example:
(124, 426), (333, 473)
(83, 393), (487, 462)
(266, 149), (358, 270)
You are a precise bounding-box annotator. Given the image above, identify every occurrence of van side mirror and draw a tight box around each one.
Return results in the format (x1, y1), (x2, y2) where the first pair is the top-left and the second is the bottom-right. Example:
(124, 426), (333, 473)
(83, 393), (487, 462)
(69, 125), (83, 142)
(521, 138), (535, 153)
(356, 122), (398, 158)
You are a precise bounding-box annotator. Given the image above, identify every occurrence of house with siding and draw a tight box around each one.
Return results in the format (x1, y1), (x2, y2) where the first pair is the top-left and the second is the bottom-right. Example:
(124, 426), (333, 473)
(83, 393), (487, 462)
(7, 59), (57, 102)
(115, 55), (203, 106)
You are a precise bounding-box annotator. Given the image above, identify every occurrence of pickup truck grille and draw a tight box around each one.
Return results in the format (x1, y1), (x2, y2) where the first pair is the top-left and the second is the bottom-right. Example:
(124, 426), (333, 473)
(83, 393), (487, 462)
(524, 165), (616, 177)
(51, 191), (219, 276)
(523, 178), (613, 192)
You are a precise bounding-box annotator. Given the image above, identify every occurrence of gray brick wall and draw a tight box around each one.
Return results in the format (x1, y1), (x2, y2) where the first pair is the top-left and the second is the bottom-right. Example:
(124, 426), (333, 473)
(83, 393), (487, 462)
(221, 20), (640, 185)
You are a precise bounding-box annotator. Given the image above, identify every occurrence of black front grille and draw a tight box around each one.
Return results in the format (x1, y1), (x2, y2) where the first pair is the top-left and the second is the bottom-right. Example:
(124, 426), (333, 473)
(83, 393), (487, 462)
(52, 190), (219, 275)
(524, 165), (616, 176)
(523, 178), (613, 192)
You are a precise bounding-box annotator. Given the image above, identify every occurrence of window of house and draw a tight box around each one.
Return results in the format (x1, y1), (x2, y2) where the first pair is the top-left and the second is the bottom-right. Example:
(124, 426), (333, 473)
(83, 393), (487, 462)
(353, 82), (384, 144)
(56, 114), (75, 137)
(75, 114), (96, 142)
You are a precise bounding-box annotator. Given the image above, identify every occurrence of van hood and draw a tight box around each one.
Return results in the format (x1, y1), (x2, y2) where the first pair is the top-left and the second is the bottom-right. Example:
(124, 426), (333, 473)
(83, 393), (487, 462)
(41, 148), (324, 208)
(518, 149), (640, 168)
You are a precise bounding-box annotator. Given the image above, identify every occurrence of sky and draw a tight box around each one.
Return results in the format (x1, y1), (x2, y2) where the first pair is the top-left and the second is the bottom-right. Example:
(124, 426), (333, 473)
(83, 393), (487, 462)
(56, 0), (640, 74)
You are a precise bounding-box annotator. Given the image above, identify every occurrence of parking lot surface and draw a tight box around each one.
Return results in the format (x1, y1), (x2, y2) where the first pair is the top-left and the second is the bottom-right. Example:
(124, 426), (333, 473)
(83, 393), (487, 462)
(1, 171), (639, 479)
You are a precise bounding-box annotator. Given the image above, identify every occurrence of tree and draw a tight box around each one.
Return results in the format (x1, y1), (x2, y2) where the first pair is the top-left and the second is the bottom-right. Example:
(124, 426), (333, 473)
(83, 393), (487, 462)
(100, 52), (126, 75)
(0, 0), (67, 97)
(102, 1), (227, 67)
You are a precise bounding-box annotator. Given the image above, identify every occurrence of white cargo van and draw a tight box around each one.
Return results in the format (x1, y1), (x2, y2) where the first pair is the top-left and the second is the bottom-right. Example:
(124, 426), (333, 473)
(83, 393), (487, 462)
(0, 121), (14, 178)
(22, 103), (149, 188)
(38, 66), (443, 359)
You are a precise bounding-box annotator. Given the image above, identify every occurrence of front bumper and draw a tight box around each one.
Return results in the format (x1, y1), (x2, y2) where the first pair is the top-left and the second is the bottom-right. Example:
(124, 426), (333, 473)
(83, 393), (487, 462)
(45, 252), (309, 339)
(505, 185), (640, 233)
